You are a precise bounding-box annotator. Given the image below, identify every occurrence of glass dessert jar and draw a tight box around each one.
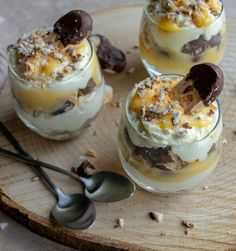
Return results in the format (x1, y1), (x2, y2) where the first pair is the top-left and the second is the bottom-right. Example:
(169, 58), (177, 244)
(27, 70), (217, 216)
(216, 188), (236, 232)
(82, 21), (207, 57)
(118, 74), (223, 193)
(139, 0), (227, 76)
(8, 11), (105, 140)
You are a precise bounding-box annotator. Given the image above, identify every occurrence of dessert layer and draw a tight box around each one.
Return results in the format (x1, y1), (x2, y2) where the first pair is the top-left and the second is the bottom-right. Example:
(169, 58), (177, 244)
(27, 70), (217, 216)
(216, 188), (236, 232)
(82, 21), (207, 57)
(146, 0), (223, 29)
(8, 27), (92, 85)
(128, 76), (219, 144)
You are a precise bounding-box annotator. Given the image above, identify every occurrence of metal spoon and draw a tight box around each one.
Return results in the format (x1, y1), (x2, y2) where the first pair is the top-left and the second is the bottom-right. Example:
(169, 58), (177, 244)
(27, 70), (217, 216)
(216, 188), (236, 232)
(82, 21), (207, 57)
(0, 122), (96, 229)
(0, 148), (135, 202)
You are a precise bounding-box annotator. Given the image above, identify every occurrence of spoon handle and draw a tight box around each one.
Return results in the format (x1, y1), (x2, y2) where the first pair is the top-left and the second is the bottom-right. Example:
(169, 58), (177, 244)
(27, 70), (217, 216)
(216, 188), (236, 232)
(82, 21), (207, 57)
(0, 121), (62, 198)
(0, 147), (80, 181)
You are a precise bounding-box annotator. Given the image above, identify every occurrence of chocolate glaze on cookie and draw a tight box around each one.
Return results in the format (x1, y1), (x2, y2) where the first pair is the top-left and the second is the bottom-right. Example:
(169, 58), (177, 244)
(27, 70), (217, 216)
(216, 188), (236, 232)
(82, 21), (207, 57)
(54, 10), (93, 46)
(186, 63), (224, 105)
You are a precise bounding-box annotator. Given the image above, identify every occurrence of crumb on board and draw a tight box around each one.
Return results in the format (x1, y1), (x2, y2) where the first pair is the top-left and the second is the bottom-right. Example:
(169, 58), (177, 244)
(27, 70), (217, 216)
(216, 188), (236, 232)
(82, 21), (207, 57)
(85, 150), (96, 158)
(0, 222), (8, 230)
(202, 185), (209, 190)
(127, 67), (136, 74)
(31, 176), (39, 182)
(114, 218), (125, 228)
(160, 231), (166, 237)
(149, 212), (164, 223)
(181, 220), (195, 229)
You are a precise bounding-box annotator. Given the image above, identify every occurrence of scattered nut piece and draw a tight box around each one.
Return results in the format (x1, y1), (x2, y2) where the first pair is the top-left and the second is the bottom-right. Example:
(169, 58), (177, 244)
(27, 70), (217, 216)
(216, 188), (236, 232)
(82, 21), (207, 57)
(115, 119), (120, 127)
(160, 231), (166, 236)
(117, 218), (125, 228)
(127, 67), (135, 74)
(31, 176), (39, 182)
(184, 228), (189, 235)
(203, 185), (209, 190)
(149, 212), (164, 223)
(181, 220), (195, 229)
(0, 222), (8, 230)
(222, 139), (227, 145)
(233, 131), (236, 136)
(104, 85), (113, 105)
(85, 150), (96, 158)
(111, 101), (122, 108)
(103, 69), (117, 74)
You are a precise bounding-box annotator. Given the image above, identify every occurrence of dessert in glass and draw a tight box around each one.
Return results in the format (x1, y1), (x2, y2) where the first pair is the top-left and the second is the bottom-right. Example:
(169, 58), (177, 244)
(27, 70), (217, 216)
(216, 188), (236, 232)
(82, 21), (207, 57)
(8, 10), (105, 140)
(118, 63), (224, 193)
(139, 0), (226, 76)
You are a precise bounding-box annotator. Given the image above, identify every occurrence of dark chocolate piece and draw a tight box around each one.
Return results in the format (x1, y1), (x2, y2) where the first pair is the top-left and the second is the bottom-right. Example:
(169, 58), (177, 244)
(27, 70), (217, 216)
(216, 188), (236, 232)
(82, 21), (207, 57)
(54, 10), (93, 46)
(52, 101), (75, 116)
(186, 63), (224, 105)
(124, 128), (174, 167)
(181, 33), (221, 57)
(89, 34), (126, 73)
(78, 78), (96, 96)
(71, 157), (96, 178)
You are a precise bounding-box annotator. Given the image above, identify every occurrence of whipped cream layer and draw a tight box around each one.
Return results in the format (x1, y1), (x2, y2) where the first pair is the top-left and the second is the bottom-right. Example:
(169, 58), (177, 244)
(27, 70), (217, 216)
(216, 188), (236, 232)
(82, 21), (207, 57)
(126, 76), (222, 162)
(8, 27), (92, 86)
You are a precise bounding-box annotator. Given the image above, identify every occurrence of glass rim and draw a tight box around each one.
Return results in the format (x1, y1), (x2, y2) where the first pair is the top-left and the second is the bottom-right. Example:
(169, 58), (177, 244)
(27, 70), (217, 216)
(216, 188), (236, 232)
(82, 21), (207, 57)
(144, 0), (224, 29)
(8, 35), (94, 88)
(125, 74), (222, 147)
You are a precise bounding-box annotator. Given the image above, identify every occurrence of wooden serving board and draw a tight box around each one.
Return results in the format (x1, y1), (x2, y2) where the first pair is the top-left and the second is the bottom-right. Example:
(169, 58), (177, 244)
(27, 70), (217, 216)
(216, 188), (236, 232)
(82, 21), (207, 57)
(0, 5), (236, 251)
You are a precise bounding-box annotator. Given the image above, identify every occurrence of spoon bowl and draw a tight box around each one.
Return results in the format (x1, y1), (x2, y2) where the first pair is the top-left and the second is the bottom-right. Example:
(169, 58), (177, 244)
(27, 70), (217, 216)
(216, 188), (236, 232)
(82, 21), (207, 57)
(51, 193), (96, 229)
(84, 171), (136, 202)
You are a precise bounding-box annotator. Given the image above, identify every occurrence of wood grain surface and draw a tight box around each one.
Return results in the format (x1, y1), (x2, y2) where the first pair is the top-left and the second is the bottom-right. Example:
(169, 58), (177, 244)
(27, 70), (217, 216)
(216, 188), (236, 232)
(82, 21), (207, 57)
(0, 5), (236, 251)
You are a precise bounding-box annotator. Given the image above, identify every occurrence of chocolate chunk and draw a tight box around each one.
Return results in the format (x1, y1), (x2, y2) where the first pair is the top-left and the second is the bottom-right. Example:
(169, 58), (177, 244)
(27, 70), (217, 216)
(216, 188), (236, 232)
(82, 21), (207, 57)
(71, 157), (96, 177)
(186, 63), (224, 105)
(52, 101), (75, 116)
(89, 34), (126, 73)
(78, 78), (96, 96)
(54, 10), (93, 46)
(124, 128), (174, 167)
(182, 33), (221, 57)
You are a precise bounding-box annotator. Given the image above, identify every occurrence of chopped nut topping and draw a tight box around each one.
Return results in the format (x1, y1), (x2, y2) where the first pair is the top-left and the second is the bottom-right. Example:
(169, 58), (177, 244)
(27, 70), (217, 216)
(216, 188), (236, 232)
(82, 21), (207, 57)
(182, 122), (192, 129)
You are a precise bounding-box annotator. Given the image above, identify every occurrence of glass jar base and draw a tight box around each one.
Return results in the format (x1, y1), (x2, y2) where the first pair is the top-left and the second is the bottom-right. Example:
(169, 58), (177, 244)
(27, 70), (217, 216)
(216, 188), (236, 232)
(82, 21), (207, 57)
(141, 59), (163, 77)
(118, 149), (216, 194)
(17, 114), (92, 141)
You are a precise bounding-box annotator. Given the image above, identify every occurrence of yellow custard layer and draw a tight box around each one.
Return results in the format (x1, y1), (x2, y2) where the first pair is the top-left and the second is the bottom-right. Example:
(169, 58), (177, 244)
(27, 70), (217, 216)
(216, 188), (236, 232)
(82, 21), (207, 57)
(11, 50), (102, 112)
(128, 149), (220, 183)
(139, 27), (226, 75)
